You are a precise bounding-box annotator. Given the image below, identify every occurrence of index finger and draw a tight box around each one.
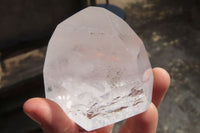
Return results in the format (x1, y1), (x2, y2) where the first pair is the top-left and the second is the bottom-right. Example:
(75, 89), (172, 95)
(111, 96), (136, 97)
(152, 67), (170, 107)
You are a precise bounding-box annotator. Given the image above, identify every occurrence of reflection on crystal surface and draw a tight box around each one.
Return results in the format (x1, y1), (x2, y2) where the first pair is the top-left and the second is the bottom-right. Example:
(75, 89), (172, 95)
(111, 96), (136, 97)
(43, 7), (153, 131)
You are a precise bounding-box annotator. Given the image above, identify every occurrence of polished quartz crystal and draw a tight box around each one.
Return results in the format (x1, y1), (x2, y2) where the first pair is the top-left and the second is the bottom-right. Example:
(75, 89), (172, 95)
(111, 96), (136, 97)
(43, 7), (153, 131)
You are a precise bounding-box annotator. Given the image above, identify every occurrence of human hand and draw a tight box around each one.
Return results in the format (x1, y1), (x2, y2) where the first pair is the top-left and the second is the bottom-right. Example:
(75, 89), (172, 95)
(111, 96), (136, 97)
(23, 67), (170, 133)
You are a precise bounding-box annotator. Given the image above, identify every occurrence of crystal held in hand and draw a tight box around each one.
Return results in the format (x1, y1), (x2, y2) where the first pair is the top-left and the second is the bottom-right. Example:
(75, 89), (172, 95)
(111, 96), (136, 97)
(43, 7), (153, 131)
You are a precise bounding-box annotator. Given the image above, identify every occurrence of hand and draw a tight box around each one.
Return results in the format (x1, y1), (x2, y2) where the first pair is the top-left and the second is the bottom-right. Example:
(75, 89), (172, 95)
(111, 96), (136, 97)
(23, 67), (170, 133)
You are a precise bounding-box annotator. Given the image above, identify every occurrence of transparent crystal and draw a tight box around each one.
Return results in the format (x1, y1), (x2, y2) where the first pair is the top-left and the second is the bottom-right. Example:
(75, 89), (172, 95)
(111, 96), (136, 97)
(43, 7), (153, 131)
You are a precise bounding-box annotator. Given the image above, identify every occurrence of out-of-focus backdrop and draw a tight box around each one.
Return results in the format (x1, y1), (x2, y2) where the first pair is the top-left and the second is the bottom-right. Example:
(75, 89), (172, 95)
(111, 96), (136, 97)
(0, 0), (200, 133)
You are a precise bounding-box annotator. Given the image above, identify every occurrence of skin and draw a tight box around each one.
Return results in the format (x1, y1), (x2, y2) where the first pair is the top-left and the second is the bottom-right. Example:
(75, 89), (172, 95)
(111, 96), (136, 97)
(23, 67), (170, 133)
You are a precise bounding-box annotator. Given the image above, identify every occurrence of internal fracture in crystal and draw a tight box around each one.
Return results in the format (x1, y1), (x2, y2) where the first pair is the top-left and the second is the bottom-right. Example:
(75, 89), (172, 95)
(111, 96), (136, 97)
(43, 7), (153, 131)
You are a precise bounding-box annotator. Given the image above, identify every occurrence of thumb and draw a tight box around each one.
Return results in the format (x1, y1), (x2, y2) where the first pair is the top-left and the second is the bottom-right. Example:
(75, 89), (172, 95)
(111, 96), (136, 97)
(23, 98), (78, 133)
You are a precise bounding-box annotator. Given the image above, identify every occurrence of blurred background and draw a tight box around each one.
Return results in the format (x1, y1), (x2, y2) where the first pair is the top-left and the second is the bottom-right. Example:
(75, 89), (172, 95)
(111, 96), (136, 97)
(0, 0), (199, 133)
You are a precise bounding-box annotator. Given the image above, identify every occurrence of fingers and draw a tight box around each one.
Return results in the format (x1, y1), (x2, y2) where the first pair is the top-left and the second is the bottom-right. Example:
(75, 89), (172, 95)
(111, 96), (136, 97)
(23, 68), (170, 133)
(118, 103), (158, 133)
(23, 98), (78, 133)
(118, 67), (170, 133)
(24, 98), (113, 133)
(152, 67), (170, 107)
(78, 124), (113, 133)
(91, 124), (114, 133)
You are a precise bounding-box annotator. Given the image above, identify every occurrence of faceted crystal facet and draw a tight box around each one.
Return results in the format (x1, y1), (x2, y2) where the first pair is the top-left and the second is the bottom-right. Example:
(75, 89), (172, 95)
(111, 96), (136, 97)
(44, 7), (153, 131)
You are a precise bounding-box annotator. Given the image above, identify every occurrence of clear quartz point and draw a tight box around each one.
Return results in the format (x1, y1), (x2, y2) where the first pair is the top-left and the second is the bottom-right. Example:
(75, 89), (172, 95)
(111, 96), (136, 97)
(43, 7), (153, 131)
